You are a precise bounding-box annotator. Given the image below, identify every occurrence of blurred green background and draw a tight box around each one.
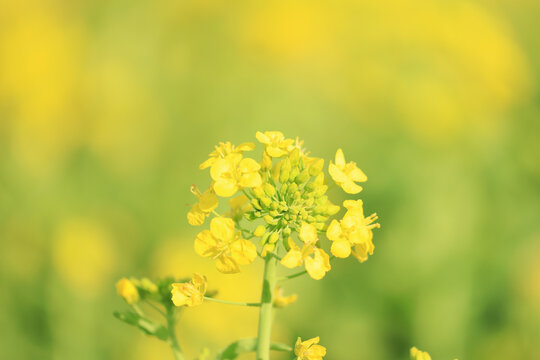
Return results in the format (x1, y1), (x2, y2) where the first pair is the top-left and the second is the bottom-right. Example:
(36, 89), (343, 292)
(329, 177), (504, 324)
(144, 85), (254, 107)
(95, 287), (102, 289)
(1, 0), (539, 359)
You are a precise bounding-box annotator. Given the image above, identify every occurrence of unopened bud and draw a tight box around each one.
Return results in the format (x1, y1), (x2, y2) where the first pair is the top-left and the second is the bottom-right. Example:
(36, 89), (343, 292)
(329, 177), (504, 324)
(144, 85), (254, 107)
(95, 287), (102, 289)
(313, 173), (325, 185)
(254, 225), (266, 237)
(269, 232), (279, 244)
(260, 197), (272, 208)
(252, 186), (266, 199)
(295, 169), (310, 184)
(263, 183), (276, 197)
(289, 148), (300, 165)
(309, 158), (324, 176)
(251, 198), (262, 210)
(288, 167), (299, 183)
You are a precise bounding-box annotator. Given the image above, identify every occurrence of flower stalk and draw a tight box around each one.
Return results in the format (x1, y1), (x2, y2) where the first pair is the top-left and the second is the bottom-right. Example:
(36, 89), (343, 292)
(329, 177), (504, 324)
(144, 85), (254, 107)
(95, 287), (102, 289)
(256, 255), (278, 360)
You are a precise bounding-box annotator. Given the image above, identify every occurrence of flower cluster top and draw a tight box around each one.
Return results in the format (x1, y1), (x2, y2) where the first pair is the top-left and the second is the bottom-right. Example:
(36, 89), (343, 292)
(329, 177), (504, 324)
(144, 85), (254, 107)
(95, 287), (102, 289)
(187, 131), (380, 279)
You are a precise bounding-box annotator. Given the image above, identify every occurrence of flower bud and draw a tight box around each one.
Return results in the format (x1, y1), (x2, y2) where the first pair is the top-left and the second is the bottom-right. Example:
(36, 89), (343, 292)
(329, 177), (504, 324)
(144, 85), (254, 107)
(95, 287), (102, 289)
(309, 158), (324, 176)
(279, 159), (291, 183)
(263, 183), (276, 197)
(288, 167), (299, 183)
(252, 186), (266, 199)
(251, 198), (262, 210)
(313, 185), (328, 197)
(315, 222), (326, 231)
(313, 172), (325, 185)
(294, 191), (301, 200)
(269, 210), (279, 217)
(283, 227), (292, 237)
(269, 232), (279, 244)
(261, 151), (272, 171)
(254, 225), (266, 237)
(260, 197), (272, 208)
(270, 201), (279, 210)
(289, 148), (300, 165)
(305, 182), (316, 192)
(295, 169), (310, 184)
(280, 183), (288, 195)
(140, 278), (158, 293)
(287, 182), (298, 194)
(264, 215), (278, 225)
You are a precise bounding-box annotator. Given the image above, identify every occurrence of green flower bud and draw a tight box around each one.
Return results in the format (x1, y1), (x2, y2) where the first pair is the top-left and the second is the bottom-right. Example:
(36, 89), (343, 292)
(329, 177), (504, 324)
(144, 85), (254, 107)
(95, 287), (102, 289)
(289, 148), (300, 165)
(282, 237), (292, 251)
(287, 182), (298, 194)
(305, 182), (316, 192)
(260, 197), (272, 208)
(244, 212), (256, 221)
(313, 172), (325, 185)
(262, 243), (275, 256)
(280, 218), (288, 226)
(254, 225), (266, 237)
(251, 198), (262, 210)
(309, 158), (325, 176)
(263, 183), (276, 197)
(253, 186), (266, 199)
(288, 167), (300, 183)
(315, 222), (326, 231)
(283, 227), (292, 237)
(254, 210), (263, 217)
(264, 215), (278, 225)
(270, 201), (279, 210)
(279, 159), (291, 183)
(295, 169), (310, 184)
(269, 232), (279, 244)
(260, 232), (270, 245)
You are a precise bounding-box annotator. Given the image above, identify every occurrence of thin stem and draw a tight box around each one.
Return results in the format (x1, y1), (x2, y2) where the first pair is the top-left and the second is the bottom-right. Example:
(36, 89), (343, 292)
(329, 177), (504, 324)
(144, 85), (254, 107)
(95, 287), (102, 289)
(166, 308), (185, 360)
(145, 300), (167, 317)
(277, 269), (307, 282)
(255, 255), (278, 360)
(204, 296), (260, 307)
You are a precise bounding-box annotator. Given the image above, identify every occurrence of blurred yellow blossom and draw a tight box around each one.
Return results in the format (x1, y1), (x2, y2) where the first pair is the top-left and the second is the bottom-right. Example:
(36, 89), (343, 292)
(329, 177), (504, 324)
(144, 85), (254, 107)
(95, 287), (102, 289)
(210, 157), (262, 197)
(326, 200), (380, 261)
(194, 217), (257, 273)
(256, 131), (295, 157)
(281, 223), (331, 280)
(188, 185), (219, 226)
(116, 278), (139, 304)
(226, 195), (252, 222)
(295, 336), (326, 360)
(410, 347), (432, 360)
(52, 219), (115, 297)
(274, 286), (297, 308)
(171, 273), (207, 307)
(328, 149), (367, 194)
(199, 142), (255, 170)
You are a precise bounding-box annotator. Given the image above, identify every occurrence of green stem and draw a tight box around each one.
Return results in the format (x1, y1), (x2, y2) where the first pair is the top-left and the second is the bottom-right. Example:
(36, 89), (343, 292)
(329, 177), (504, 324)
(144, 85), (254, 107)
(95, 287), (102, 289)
(277, 269), (307, 282)
(204, 296), (260, 307)
(166, 308), (185, 360)
(255, 255), (278, 360)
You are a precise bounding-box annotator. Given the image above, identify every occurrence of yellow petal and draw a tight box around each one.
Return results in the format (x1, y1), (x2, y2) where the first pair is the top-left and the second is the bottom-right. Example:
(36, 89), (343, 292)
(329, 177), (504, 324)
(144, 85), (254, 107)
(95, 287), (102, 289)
(328, 163), (349, 184)
(215, 255), (240, 274)
(299, 222), (318, 244)
(236, 142), (255, 152)
(210, 217), (235, 241)
(280, 249), (303, 268)
(210, 158), (233, 181)
(239, 172), (262, 188)
(199, 189), (218, 212)
(187, 204), (206, 226)
(256, 131), (270, 144)
(199, 157), (215, 170)
(230, 239), (257, 265)
(238, 157), (261, 172)
(214, 179), (238, 197)
(171, 288), (188, 306)
(347, 165), (367, 182)
(341, 180), (363, 194)
(194, 230), (218, 258)
(266, 146), (287, 157)
(331, 240), (351, 258)
(304, 249), (331, 280)
(335, 148), (346, 167)
(326, 220), (342, 241)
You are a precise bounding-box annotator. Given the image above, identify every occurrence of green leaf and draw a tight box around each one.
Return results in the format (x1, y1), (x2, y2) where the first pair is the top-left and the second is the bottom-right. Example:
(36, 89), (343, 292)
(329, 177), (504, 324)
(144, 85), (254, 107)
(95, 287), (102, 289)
(113, 311), (168, 341)
(215, 338), (292, 360)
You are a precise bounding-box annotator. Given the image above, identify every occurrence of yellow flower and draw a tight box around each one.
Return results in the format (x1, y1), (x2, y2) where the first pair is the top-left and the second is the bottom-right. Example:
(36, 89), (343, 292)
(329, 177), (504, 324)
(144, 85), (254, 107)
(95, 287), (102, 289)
(194, 217), (257, 273)
(294, 337), (326, 360)
(256, 131), (295, 157)
(210, 156), (262, 197)
(274, 286), (298, 308)
(328, 148), (367, 194)
(171, 273), (207, 307)
(410, 347), (432, 360)
(326, 200), (380, 261)
(187, 185), (219, 226)
(116, 278), (139, 304)
(199, 141), (255, 169)
(281, 223), (331, 280)
(226, 195), (252, 222)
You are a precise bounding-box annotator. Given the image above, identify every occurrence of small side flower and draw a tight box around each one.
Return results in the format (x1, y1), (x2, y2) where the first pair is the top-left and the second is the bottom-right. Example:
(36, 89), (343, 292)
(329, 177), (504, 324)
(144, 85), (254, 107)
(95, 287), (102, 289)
(295, 336), (326, 360)
(116, 278), (139, 304)
(328, 148), (367, 194)
(171, 273), (207, 307)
